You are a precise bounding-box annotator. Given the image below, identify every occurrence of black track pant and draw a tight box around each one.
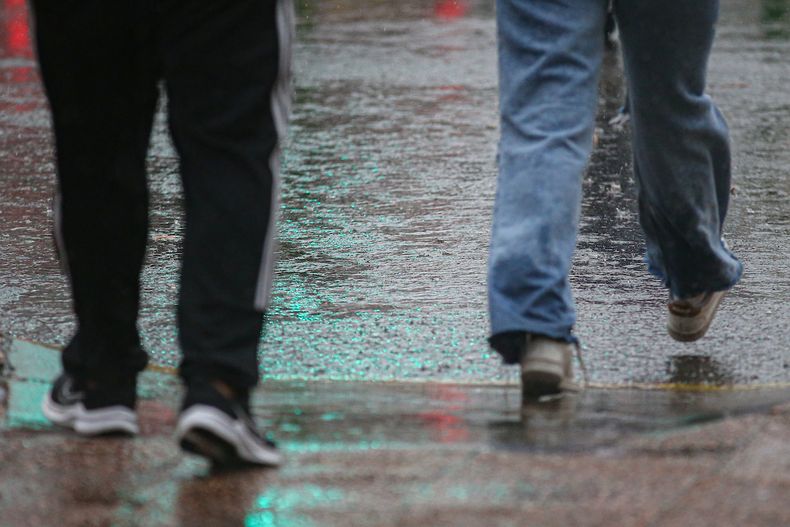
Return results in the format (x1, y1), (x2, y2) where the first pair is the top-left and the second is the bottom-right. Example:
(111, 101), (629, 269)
(30, 0), (293, 389)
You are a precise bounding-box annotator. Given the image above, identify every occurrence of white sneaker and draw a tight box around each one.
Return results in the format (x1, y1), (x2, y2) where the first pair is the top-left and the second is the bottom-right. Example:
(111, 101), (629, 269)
(520, 336), (580, 400)
(667, 290), (727, 342)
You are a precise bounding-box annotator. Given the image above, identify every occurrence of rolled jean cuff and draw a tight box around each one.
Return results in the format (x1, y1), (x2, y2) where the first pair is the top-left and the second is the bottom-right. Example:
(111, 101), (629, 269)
(645, 247), (744, 299)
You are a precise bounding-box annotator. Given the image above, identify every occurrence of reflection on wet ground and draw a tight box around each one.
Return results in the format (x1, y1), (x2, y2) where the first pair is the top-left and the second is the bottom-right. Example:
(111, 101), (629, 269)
(4, 337), (790, 453)
(2, 342), (790, 525)
(0, 0), (789, 387)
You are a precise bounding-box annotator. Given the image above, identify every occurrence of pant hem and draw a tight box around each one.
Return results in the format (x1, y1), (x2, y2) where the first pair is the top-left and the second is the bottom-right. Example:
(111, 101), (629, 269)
(489, 327), (578, 365)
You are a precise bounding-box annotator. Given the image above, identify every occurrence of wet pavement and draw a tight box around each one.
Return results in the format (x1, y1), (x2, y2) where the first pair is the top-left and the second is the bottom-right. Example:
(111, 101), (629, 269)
(2, 337), (790, 526)
(6, 335), (790, 452)
(1, 0), (790, 525)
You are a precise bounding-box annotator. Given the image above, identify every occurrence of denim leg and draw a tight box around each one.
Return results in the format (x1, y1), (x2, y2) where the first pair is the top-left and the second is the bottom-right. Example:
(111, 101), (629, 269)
(616, 0), (743, 298)
(488, 0), (608, 353)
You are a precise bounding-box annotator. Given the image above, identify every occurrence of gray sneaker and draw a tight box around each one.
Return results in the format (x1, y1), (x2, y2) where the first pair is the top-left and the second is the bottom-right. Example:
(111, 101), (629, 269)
(667, 290), (727, 342)
(520, 336), (580, 399)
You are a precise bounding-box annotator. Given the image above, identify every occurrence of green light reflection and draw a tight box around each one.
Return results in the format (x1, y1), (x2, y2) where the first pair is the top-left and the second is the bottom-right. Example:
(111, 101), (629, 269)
(245, 485), (345, 527)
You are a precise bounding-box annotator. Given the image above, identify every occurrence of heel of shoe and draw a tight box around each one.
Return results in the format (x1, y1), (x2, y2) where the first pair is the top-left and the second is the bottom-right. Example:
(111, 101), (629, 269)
(520, 337), (575, 398)
(667, 319), (708, 342)
(521, 361), (564, 398)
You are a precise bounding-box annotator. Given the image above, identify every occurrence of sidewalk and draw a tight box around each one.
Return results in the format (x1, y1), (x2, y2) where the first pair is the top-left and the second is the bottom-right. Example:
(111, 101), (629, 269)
(1, 340), (789, 526)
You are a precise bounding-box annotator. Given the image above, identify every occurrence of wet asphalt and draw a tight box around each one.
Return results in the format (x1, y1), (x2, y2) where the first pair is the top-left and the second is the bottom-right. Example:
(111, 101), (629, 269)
(1, 1), (790, 525)
(0, 1), (789, 383)
(2, 337), (790, 526)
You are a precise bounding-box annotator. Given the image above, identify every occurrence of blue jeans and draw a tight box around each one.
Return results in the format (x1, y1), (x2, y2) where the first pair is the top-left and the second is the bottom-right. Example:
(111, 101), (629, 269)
(488, 0), (743, 361)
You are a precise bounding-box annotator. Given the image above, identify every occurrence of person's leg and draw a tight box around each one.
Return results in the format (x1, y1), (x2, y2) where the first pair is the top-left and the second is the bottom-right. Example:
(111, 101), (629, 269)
(488, 0), (608, 363)
(161, 0), (292, 466)
(615, 0), (742, 335)
(32, 1), (159, 434)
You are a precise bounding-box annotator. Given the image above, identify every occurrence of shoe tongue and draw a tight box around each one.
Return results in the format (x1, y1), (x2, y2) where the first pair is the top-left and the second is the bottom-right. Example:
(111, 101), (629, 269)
(183, 380), (252, 416)
(210, 381), (234, 399)
(213, 382), (251, 413)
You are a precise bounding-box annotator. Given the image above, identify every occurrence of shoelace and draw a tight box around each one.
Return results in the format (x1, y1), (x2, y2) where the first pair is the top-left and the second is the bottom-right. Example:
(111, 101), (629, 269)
(573, 341), (589, 388)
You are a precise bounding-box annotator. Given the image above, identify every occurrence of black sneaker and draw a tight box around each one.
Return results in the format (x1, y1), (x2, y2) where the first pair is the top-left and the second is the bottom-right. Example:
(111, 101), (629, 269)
(175, 380), (282, 468)
(41, 373), (139, 436)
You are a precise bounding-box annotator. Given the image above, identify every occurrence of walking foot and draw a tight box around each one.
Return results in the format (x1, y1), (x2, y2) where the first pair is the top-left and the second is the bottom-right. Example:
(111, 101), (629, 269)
(521, 336), (580, 401)
(42, 373), (139, 436)
(667, 290), (727, 342)
(176, 380), (282, 468)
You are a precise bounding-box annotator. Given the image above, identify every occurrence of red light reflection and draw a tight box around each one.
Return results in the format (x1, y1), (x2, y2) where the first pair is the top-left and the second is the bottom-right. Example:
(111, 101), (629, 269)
(3, 0), (32, 57)
(417, 386), (471, 444)
(434, 0), (469, 20)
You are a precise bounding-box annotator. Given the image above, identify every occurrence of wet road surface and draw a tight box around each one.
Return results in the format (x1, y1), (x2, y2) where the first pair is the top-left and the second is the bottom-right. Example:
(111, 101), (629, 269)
(7, 336), (790, 451)
(2, 2), (790, 524)
(0, 0), (789, 386)
(2, 338), (790, 526)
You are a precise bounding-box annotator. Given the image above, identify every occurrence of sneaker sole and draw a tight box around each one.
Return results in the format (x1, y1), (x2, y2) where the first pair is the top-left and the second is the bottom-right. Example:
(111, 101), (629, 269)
(42, 395), (138, 436)
(521, 337), (575, 399)
(74, 407), (139, 436)
(176, 405), (282, 467)
(41, 394), (82, 427)
(180, 427), (240, 465)
(667, 291), (726, 342)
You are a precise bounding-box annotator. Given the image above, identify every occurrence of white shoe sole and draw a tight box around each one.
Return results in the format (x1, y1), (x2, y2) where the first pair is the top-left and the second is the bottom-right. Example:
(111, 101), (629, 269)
(41, 393), (82, 426)
(175, 405), (283, 467)
(42, 395), (138, 436)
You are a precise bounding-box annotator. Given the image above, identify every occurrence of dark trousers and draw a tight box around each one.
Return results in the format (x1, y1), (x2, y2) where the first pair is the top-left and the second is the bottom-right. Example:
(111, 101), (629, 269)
(30, 0), (293, 389)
